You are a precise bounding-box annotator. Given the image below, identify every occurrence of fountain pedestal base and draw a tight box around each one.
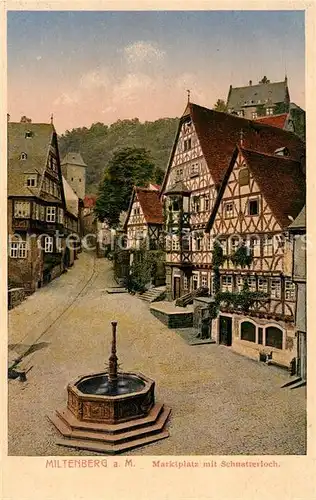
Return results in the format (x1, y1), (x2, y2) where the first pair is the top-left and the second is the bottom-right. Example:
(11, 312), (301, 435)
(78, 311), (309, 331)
(49, 371), (171, 454)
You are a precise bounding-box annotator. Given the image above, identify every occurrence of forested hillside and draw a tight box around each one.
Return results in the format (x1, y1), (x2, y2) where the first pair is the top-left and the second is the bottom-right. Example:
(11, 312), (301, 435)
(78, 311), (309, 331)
(58, 117), (179, 193)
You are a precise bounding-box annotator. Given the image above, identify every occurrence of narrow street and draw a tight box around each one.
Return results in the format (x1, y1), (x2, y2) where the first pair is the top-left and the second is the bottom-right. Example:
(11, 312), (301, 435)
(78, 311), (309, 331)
(8, 252), (306, 456)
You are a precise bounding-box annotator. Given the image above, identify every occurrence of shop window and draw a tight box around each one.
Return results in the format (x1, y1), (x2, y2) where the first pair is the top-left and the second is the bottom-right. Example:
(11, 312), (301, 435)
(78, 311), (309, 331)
(266, 326), (283, 349)
(240, 321), (256, 342)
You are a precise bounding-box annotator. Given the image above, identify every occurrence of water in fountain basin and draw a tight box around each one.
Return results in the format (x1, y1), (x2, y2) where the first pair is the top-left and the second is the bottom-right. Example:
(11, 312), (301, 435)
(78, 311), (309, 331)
(77, 374), (145, 396)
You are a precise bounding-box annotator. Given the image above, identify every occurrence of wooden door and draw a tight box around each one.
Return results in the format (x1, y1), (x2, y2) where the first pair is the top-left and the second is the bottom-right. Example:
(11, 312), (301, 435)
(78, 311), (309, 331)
(219, 316), (232, 346)
(173, 277), (181, 300)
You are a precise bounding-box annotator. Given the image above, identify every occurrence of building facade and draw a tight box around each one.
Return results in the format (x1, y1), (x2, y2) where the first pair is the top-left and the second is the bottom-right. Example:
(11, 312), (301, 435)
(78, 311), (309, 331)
(8, 122), (79, 294)
(205, 146), (305, 368)
(124, 186), (163, 251)
(226, 77), (305, 139)
(288, 206), (306, 379)
(160, 101), (305, 302)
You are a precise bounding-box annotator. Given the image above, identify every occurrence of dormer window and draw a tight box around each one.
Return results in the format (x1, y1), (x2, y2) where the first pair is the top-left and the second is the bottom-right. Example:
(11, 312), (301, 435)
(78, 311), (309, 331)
(26, 175), (37, 187)
(25, 131), (34, 139)
(20, 152), (27, 160)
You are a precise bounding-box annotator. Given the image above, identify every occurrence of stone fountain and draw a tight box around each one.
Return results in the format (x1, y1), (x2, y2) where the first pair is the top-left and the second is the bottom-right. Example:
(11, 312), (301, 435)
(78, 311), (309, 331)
(49, 321), (171, 454)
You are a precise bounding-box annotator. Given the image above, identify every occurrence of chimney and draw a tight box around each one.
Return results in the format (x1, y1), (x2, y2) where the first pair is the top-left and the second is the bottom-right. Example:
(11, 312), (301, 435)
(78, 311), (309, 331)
(7, 113), (10, 122)
(249, 80), (252, 86)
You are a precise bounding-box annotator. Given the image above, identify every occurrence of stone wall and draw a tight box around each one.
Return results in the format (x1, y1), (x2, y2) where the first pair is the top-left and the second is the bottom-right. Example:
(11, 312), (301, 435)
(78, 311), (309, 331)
(8, 288), (26, 309)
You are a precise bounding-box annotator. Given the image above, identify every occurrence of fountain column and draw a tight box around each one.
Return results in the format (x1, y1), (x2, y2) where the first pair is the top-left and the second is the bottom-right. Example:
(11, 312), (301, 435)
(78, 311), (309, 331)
(108, 321), (118, 386)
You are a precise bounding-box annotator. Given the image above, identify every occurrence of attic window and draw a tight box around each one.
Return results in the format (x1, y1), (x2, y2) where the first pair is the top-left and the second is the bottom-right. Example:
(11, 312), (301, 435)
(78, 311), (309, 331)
(20, 152), (27, 160)
(25, 131), (33, 139)
(26, 175), (37, 187)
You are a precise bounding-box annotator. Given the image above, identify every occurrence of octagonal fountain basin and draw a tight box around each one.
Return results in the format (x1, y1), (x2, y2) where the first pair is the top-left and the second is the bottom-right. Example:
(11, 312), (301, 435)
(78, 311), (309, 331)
(49, 321), (171, 454)
(77, 373), (146, 396)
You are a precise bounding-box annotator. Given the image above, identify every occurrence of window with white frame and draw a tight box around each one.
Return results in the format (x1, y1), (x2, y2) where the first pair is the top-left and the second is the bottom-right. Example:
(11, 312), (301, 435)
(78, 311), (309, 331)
(266, 107), (274, 116)
(46, 206), (56, 222)
(237, 110), (244, 117)
(247, 276), (257, 292)
(258, 277), (268, 293)
(10, 241), (27, 258)
(171, 236), (180, 251)
(201, 274), (208, 288)
(285, 279), (296, 300)
(190, 163), (199, 177)
(230, 236), (240, 254)
(224, 202), (234, 218)
(237, 276), (244, 292)
(183, 276), (189, 290)
(192, 196), (200, 213)
(14, 201), (30, 218)
(271, 278), (281, 299)
(192, 273), (199, 290)
(252, 111), (258, 119)
(250, 237), (261, 257)
(263, 236), (273, 256)
(26, 175), (37, 187)
(176, 168), (183, 180)
(44, 236), (53, 253)
(222, 275), (233, 292)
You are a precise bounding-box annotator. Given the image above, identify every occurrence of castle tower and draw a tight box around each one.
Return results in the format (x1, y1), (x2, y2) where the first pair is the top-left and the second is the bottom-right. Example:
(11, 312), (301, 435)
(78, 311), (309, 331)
(61, 152), (87, 200)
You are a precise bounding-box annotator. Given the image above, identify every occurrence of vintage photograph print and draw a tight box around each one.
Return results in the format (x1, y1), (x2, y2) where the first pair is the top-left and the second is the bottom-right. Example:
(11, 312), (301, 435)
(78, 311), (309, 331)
(7, 10), (306, 458)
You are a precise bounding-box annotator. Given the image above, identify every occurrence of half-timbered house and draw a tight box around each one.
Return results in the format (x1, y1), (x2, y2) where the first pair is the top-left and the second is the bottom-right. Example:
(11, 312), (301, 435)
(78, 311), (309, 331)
(124, 185), (163, 251)
(205, 145), (305, 367)
(160, 100), (305, 301)
(8, 121), (79, 293)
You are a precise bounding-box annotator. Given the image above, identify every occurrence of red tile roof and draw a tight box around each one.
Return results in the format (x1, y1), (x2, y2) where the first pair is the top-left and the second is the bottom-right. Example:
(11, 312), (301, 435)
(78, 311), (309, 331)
(206, 146), (305, 231)
(135, 187), (163, 225)
(255, 113), (288, 129)
(161, 103), (305, 194)
(84, 194), (97, 208)
(240, 148), (305, 227)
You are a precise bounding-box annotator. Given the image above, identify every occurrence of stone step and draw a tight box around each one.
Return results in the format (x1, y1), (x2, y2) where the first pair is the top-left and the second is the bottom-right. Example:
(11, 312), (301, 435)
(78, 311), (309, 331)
(54, 402), (165, 434)
(50, 406), (171, 444)
(56, 429), (170, 454)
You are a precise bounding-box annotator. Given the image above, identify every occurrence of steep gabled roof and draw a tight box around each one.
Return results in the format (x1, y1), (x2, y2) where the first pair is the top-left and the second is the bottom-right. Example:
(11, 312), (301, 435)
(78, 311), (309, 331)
(135, 188), (163, 225)
(206, 146), (305, 232)
(61, 152), (87, 167)
(8, 122), (55, 197)
(288, 205), (306, 231)
(161, 103), (304, 195)
(124, 186), (163, 229)
(255, 113), (288, 129)
(62, 176), (79, 217)
(227, 79), (288, 110)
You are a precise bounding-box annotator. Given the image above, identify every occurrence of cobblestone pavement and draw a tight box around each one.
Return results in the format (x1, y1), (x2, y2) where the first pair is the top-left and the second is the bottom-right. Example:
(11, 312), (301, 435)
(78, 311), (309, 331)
(8, 252), (306, 456)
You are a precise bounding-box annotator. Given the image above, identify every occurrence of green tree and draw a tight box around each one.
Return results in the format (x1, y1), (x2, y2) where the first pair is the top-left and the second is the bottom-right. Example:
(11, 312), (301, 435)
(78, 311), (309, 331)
(213, 99), (227, 112)
(95, 147), (156, 227)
